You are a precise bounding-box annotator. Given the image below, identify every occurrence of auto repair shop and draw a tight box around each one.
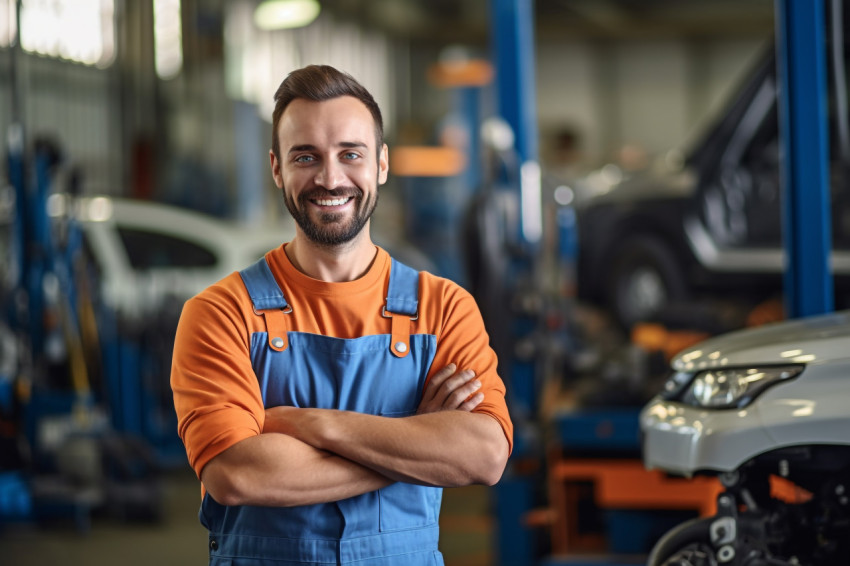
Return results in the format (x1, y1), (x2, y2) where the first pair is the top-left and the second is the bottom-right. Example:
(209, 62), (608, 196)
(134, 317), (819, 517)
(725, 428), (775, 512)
(2, 1), (848, 565)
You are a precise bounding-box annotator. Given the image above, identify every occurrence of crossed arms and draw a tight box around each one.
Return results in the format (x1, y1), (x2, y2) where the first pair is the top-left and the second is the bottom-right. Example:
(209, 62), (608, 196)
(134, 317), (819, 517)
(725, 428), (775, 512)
(201, 364), (511, 508)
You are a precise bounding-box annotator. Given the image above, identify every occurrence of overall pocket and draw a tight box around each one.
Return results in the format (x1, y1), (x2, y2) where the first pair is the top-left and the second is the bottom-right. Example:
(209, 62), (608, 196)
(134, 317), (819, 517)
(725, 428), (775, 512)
(378, 483), (441, 532)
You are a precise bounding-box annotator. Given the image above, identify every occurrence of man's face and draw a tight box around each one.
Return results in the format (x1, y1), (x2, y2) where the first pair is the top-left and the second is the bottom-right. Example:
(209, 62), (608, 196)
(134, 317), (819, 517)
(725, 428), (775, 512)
(270, 96), (388, 247)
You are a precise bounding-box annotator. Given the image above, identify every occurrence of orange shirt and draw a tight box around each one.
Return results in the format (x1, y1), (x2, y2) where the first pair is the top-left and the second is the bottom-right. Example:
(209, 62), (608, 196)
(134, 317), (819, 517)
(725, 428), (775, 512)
(171, 244), (513, 478)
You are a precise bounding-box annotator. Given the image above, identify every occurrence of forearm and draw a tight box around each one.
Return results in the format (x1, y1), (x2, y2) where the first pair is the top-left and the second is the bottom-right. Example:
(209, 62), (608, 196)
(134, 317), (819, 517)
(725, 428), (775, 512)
(200, 432), (392, 507)
(266, 407), (509, 488)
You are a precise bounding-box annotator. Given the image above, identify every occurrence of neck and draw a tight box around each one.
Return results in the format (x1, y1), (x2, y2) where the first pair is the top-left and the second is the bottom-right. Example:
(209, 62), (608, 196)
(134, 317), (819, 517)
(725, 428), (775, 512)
(286, 230), (377, 282)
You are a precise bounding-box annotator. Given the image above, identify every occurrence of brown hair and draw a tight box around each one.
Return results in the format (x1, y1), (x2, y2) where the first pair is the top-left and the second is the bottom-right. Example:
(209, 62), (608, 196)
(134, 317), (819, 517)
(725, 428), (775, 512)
(271, 65), (384, 161)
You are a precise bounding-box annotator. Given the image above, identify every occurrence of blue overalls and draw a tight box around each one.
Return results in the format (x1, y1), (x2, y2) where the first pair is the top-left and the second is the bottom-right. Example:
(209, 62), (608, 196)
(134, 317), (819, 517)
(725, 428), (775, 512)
(200, 257), (444, 566)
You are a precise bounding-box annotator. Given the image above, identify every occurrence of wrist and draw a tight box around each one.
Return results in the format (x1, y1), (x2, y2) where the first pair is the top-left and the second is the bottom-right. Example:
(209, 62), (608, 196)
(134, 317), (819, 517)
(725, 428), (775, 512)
(311, 409), (356, 452)
(303, 408), (330, 449)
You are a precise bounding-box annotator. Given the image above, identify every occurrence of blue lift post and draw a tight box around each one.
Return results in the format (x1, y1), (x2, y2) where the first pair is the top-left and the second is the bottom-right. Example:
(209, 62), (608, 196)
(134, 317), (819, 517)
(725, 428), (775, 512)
(489, 0), (542, 427)
(775, 0), (834, 317)
(2, 3), (33, 523)
(458, 85), (484, 203)
(490, 0), (539, 167)
(489, 0), (543, 564)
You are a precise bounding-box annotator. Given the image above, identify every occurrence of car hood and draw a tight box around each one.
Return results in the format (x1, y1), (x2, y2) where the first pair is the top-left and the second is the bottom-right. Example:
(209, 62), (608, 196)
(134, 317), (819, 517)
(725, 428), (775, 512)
(573, 162), (695, 209)
(672, 310), (850, 370)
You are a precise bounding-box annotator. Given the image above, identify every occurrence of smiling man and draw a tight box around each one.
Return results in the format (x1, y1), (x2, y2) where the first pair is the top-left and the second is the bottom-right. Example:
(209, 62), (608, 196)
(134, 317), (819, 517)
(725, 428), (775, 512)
(171, 65), (512, 566)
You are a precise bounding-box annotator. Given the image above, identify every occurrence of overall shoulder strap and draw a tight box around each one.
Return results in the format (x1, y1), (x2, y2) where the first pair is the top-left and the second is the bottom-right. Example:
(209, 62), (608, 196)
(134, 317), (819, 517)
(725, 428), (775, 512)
(385, 258), (419, 316)
(385, 258), (420, 358)
(239, 257), (289, 311)
(238, 257), (289, 352)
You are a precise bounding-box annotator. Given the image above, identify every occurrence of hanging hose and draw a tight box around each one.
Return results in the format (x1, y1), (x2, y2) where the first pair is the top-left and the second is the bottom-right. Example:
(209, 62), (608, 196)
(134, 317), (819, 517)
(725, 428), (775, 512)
(646, 516), (715, 566)
(73, 253), (102, 391)
(58, 287), (92, 418)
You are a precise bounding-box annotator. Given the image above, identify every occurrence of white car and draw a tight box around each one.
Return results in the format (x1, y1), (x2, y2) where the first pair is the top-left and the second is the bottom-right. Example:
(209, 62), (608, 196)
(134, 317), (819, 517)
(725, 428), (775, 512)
(73, 196), (435, 321)
(76, 196), (294, 320)
(640, 311), (850, 564)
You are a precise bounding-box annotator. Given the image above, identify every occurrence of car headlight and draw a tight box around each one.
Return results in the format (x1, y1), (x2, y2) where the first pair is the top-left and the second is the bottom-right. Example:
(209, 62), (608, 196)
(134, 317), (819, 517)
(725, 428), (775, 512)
(675, 365), (804, 409)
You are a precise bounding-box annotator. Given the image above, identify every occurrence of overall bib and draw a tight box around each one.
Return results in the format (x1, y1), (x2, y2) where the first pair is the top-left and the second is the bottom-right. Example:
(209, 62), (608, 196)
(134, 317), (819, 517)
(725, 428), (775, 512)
(200, 257), (444, 566)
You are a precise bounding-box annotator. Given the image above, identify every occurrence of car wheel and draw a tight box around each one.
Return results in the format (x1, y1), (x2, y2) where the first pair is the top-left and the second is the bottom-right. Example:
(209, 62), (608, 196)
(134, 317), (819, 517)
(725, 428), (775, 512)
(606, 235), (688, 328)
(646, 516), (714, 566)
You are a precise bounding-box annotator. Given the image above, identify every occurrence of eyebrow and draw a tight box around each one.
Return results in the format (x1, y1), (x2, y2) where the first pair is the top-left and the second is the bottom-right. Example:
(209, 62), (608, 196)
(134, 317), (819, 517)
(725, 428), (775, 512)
(287, 141), (368, 155)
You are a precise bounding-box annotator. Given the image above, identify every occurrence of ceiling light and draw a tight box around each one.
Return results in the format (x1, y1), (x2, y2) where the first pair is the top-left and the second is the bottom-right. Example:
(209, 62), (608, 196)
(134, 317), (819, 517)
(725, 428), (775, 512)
(253, 0), (320, 30)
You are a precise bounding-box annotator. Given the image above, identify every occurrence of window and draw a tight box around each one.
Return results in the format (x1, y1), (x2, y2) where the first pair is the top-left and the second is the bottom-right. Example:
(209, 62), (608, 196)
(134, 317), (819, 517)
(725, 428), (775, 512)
(117, 228), (217, 270)
(0, 0), (115, 68)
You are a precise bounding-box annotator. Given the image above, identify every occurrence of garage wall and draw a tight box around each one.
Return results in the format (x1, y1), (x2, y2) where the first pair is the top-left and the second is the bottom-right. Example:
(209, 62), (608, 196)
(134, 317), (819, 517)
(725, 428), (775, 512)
(537, 37), (769, 170)
(614, 40), (691, 158)
(0, 55), (121, 195)
(536, 40), (600, 163)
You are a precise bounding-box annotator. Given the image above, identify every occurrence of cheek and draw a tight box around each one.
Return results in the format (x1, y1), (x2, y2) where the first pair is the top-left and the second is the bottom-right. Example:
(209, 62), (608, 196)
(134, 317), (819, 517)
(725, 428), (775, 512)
(357, 167), (381, 186)
(281, 172), (304, 192)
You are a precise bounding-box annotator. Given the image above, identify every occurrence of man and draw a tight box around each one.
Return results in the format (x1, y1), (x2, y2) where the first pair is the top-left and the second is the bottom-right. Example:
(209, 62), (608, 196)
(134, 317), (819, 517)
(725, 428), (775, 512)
(171, 64), (513, 566)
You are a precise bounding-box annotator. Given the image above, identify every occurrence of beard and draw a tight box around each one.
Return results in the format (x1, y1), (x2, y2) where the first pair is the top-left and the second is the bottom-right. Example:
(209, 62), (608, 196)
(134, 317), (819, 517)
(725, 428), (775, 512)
(283, 185), (378, 247)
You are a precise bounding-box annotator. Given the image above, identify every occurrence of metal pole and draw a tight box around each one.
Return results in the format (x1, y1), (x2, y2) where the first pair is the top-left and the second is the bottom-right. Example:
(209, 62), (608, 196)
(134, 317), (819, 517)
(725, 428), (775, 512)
(775, 0), (834, 317)
(7, 0), (28, 336)
(490, 0), (541, 245)
(489, 3), (541, 565)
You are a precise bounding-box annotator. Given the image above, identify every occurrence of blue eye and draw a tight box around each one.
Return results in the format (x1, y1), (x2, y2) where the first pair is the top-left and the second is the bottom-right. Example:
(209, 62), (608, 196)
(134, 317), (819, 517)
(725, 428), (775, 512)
(343, 152), (360, 160)
(295, 155), (315, 163)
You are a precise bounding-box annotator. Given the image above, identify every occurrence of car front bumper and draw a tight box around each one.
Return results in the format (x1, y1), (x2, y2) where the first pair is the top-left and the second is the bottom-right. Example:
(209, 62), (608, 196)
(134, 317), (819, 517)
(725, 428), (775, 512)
(639, 397), (776, 477)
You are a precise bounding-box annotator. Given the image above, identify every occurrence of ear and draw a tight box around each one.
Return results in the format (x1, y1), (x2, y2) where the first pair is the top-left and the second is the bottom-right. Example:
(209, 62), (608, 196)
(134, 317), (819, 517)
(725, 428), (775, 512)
(378, 144), (389, 185)
(270, 149), (284, 189)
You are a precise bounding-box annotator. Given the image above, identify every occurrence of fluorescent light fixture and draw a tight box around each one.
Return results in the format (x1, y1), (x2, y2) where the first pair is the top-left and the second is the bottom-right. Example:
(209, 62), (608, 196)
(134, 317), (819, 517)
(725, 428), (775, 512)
(253, 0), (320, 30)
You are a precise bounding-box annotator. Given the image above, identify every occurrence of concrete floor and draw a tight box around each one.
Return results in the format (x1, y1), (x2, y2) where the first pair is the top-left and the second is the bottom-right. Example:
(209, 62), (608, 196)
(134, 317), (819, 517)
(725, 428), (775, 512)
(0, 468), (494, 566)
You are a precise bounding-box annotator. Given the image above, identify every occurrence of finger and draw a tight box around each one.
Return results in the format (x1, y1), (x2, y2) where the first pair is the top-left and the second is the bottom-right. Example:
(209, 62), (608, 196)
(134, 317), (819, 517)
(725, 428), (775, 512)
(417, 364), (459, 414)
(458, 392), (484, 412)
(432, 370), (475, 406)
(422, 363), (457, 403)
(442, 379), (481, 409)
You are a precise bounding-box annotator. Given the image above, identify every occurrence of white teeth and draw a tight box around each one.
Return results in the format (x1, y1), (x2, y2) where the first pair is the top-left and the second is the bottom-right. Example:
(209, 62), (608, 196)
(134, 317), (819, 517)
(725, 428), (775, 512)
(315, 198), (349, 206)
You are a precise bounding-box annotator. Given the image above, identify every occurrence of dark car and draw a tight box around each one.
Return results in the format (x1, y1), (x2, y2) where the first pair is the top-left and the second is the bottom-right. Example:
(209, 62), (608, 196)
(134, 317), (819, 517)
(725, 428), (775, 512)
(575, 47), (850, 329)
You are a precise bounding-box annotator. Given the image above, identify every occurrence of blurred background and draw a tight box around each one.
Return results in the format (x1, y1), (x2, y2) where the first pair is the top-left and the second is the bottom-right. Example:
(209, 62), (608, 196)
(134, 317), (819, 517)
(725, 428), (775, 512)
(0, 1), (795, 565)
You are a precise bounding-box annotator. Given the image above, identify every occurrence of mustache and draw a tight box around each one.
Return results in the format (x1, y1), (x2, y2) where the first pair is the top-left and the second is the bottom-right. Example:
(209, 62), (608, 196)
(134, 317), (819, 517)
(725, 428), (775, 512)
(299, 187), (363, 201)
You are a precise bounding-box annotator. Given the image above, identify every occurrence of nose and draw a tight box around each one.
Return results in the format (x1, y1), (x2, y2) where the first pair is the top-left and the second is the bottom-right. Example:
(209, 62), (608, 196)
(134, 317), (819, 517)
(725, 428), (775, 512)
(314, 159), (346, 189)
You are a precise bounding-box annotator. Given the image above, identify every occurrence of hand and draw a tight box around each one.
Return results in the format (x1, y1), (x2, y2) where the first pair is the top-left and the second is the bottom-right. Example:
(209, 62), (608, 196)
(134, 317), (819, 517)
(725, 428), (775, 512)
(417, 363), (483, 415)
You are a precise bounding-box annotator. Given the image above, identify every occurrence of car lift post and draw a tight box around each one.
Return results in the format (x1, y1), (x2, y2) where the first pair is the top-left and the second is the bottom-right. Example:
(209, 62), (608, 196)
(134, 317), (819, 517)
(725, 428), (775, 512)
(489, 0), (544, 564)
(775, 0), (834, 317)
(489, 0), (542, 432)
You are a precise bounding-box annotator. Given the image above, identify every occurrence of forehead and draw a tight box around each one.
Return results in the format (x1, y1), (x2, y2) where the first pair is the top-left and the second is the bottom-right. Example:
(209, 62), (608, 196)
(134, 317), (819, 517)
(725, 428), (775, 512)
(278, 96), (376, 149)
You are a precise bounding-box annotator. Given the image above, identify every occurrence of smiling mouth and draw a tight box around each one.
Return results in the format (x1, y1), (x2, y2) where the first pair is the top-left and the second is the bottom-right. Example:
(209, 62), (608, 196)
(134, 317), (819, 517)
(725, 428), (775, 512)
(313, 197), (353, 206)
